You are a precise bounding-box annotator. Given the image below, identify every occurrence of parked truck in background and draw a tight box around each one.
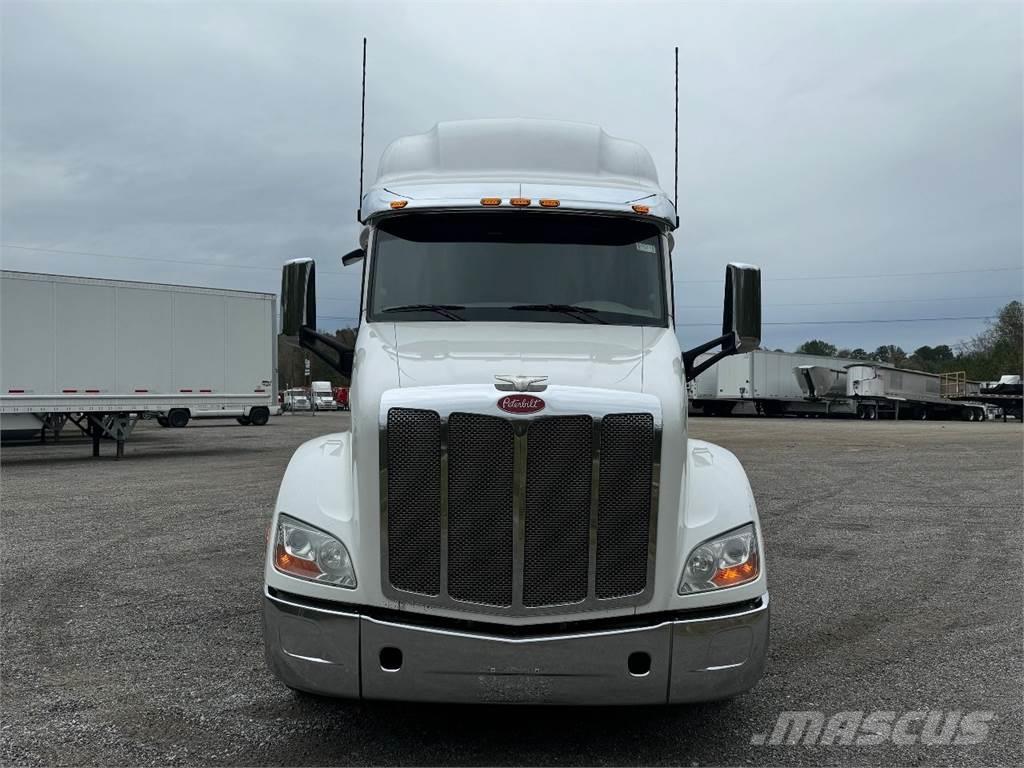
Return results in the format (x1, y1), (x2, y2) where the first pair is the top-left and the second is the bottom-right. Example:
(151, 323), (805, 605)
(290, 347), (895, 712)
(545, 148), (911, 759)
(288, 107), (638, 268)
(0, 271), (276, 456)
(310, 381), (337, 411)
(263, 119), (768, 704)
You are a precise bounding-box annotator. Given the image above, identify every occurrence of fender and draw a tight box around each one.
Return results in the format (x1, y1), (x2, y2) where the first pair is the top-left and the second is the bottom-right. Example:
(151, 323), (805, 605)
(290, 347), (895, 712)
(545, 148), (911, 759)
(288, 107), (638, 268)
(672, 438), (768, 608)
(265, 432), (360, 594)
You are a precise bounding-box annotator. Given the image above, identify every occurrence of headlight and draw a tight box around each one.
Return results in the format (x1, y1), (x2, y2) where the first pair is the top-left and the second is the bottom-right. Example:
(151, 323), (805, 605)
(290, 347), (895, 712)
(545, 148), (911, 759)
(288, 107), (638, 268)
(679, 523), (759, 594)
(273, 514), (356, 588)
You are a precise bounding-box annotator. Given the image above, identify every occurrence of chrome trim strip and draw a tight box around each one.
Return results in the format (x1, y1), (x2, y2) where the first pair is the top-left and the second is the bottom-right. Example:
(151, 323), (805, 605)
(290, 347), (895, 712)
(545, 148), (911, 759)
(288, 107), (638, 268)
(511, 421), (528, 607)
(360, 613), (674, 645)
(265, 587), (361, 619)
(586, 418), (602, 601)
(267, 586), (769, 632)
(283, 651), (334, 664)
(438, 418), (450, 599)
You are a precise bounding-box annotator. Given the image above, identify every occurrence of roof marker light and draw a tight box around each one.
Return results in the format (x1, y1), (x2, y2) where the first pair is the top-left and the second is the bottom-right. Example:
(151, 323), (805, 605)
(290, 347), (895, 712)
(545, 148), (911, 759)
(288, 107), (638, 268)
(632, 204), (650, 214)
(510, 198), (531, 207)
(539, 199), (560, 208)
(480, 198), (502, 206)
(389, 200), (408, 209)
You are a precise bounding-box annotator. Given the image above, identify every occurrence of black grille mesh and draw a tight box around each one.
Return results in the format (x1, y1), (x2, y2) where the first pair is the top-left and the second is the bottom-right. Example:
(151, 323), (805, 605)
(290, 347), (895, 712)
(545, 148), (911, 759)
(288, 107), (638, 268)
(386, 408), (441, 595)
(384, 407), (655, 611)
(447, 413), (515, 606)
(596, 413), (655, 599)
(522, 416), (593, 607)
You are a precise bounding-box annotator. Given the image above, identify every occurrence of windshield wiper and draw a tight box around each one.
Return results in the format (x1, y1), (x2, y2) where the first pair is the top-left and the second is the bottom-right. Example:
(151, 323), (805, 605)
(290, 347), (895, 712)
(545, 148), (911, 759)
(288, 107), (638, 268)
(507, 303), (608, 324)
(380, 303), (466, 321)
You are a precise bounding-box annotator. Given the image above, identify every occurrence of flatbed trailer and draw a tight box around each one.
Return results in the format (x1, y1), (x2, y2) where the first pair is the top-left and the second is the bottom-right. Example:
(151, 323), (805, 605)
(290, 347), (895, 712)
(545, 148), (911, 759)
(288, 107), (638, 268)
(0, 271), (277, 457)
(842, 365), (987, 421)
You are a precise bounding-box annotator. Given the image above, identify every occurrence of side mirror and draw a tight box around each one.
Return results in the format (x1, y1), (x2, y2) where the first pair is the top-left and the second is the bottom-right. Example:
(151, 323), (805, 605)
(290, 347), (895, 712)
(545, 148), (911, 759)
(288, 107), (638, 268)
(281, 258), (317, 337)
(280, 257), (354, 377)
(722, 263), (762, 353)
(342, 248), (364, 267)
(682, 263), (762, 382)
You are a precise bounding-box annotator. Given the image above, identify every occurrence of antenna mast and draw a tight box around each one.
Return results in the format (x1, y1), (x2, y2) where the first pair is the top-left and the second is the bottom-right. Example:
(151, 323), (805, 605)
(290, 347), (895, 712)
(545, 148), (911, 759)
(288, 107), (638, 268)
(674, 45), (679, 228)
(357, 37), (367, 223)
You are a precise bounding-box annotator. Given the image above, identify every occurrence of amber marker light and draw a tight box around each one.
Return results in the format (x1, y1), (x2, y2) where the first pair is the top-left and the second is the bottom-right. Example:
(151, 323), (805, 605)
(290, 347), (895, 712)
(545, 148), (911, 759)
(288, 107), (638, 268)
(632, 204), (651, 214)
(275, 544), (322, 578)
(480, 197), (502, 206)
(539, 199), (560, 208)
(389, 200), (408, 209)
(710, 550), (759, 587)
(510, 197), (531, 207)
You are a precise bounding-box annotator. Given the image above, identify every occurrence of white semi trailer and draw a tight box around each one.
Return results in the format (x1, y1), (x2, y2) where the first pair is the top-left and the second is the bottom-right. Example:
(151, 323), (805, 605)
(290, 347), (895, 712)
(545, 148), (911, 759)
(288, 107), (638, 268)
(0, 271), (276, 457)
(262, 118), (769, 705)
(690, 349), (862, 416)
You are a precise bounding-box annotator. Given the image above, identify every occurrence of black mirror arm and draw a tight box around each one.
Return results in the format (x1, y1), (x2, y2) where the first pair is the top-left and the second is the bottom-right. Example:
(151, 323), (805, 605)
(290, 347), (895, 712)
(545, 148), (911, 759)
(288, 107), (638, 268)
(299, 326), (354, 378)
(682, 332), (735, 382)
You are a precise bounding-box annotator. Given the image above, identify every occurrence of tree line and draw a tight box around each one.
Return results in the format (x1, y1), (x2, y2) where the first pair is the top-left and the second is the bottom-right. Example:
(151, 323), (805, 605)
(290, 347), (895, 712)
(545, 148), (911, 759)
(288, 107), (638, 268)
(789, 301), (1022, 381)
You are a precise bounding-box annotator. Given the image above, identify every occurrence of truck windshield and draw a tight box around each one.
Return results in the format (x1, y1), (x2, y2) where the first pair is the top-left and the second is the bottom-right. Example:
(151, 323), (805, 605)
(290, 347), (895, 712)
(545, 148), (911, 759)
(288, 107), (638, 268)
(367, 212), (668, 326)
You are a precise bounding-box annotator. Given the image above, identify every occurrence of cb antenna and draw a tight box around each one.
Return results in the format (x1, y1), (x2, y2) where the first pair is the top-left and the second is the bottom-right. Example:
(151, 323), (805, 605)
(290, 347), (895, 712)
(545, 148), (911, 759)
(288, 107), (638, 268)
(674, 45), (679, 228)
(357, 37), (367, 223)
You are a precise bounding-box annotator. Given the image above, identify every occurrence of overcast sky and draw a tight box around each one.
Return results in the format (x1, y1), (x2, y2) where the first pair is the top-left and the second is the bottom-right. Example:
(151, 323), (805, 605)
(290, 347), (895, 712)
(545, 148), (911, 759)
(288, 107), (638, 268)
(2, 0), (1021, 352)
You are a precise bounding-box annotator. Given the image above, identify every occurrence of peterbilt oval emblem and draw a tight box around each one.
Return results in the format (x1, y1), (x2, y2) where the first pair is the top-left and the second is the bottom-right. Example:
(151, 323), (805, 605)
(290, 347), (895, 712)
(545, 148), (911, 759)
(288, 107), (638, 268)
(497, 394), (545, 414)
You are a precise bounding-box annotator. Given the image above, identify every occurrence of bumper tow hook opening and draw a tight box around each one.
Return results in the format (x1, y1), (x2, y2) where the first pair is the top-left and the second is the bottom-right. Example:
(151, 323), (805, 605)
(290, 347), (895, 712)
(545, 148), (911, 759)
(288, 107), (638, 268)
(627, 651), (651, 677)
(380, 646), (403, 672)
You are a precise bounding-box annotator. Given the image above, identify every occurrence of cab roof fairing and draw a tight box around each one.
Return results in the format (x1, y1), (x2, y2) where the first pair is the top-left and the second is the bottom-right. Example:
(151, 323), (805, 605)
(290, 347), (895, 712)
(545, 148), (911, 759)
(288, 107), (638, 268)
(357, 118), (678, 229)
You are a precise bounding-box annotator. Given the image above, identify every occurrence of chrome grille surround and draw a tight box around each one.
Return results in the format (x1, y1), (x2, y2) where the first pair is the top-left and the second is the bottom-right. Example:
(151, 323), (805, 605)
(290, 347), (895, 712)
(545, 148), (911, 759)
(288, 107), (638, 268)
(379, 385), (662, 617)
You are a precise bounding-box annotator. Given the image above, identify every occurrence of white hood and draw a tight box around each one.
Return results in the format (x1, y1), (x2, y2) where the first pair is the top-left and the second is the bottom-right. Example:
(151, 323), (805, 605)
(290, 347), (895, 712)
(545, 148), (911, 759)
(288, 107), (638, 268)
(391, 322), (644, 391)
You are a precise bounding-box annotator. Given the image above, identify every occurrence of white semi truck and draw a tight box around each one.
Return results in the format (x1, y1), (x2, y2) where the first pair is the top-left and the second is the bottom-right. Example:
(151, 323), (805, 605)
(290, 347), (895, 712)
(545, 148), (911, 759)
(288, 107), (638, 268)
(263, 119), (768, 704)
(0, 271), (276, 457)
(310, 381), (337, 411)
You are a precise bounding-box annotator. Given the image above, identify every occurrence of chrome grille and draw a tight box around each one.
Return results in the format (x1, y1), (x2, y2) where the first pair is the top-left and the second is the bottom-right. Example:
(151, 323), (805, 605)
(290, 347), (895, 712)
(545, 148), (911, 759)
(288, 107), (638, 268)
(382, 405), (658, 615)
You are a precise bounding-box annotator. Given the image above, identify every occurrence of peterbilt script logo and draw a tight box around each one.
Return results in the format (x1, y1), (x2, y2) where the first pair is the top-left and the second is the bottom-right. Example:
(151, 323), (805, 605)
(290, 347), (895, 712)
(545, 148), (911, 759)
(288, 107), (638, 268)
(497, 394), (546, 414)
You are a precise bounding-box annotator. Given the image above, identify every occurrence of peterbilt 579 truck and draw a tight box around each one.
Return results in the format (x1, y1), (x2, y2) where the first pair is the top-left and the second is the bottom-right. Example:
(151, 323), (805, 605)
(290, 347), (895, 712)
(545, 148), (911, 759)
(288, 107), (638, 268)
(263, 118), (768, 704)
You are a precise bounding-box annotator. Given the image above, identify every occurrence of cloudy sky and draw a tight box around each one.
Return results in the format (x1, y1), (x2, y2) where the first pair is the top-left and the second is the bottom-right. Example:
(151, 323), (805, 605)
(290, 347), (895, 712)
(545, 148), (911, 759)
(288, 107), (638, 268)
(2, 0), (1021, 353)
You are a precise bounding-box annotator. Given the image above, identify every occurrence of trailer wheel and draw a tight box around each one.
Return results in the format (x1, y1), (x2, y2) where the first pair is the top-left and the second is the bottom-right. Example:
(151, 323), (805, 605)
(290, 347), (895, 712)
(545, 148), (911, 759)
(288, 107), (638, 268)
(156, 417), (169, 428)
(236, 416), (252, 426)
(865, 405), (878, 420)
(249, 407), (270, 426)
(918, 408), (929, 420)
(167, 409), (190, 428)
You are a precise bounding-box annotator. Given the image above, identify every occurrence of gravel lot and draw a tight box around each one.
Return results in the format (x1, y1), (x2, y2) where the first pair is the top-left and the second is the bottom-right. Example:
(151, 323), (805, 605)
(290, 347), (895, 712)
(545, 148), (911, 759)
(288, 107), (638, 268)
(2, 413), (1021, 766)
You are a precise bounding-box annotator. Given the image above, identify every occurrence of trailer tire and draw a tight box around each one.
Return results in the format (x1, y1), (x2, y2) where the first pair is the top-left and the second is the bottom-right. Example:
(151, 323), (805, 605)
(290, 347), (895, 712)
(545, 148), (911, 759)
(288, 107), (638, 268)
(156, 417), (169, 428)
(918, 408), (928, 420)
(249, 407), (270, 426)
(167, 409), (190, 428)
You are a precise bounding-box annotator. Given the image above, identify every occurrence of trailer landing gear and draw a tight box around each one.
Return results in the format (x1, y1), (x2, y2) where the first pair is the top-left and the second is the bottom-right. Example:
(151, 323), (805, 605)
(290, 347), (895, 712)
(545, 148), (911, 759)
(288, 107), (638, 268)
(67, 413), (138, 459)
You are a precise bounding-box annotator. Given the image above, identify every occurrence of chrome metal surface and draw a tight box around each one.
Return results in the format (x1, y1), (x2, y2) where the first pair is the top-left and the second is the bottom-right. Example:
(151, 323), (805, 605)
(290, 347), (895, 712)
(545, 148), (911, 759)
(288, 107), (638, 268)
(378, 385), (662, 617)
(264, 589), (770, 704)
(494, 374), (549, 392)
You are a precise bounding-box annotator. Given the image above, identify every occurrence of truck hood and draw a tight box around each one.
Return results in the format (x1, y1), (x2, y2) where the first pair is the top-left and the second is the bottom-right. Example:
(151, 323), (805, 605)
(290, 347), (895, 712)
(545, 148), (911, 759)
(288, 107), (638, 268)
(391, 322), (644, 391)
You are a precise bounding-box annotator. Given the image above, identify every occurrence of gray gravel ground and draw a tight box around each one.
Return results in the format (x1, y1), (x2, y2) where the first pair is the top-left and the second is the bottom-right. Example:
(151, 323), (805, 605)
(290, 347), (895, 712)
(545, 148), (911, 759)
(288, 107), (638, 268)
(1, 413), (1021, 766)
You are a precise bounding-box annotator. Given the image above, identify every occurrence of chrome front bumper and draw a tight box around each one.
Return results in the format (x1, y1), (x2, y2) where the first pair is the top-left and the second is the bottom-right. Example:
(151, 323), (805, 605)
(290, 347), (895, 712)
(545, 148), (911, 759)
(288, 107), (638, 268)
(263, 589), (769, 705)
